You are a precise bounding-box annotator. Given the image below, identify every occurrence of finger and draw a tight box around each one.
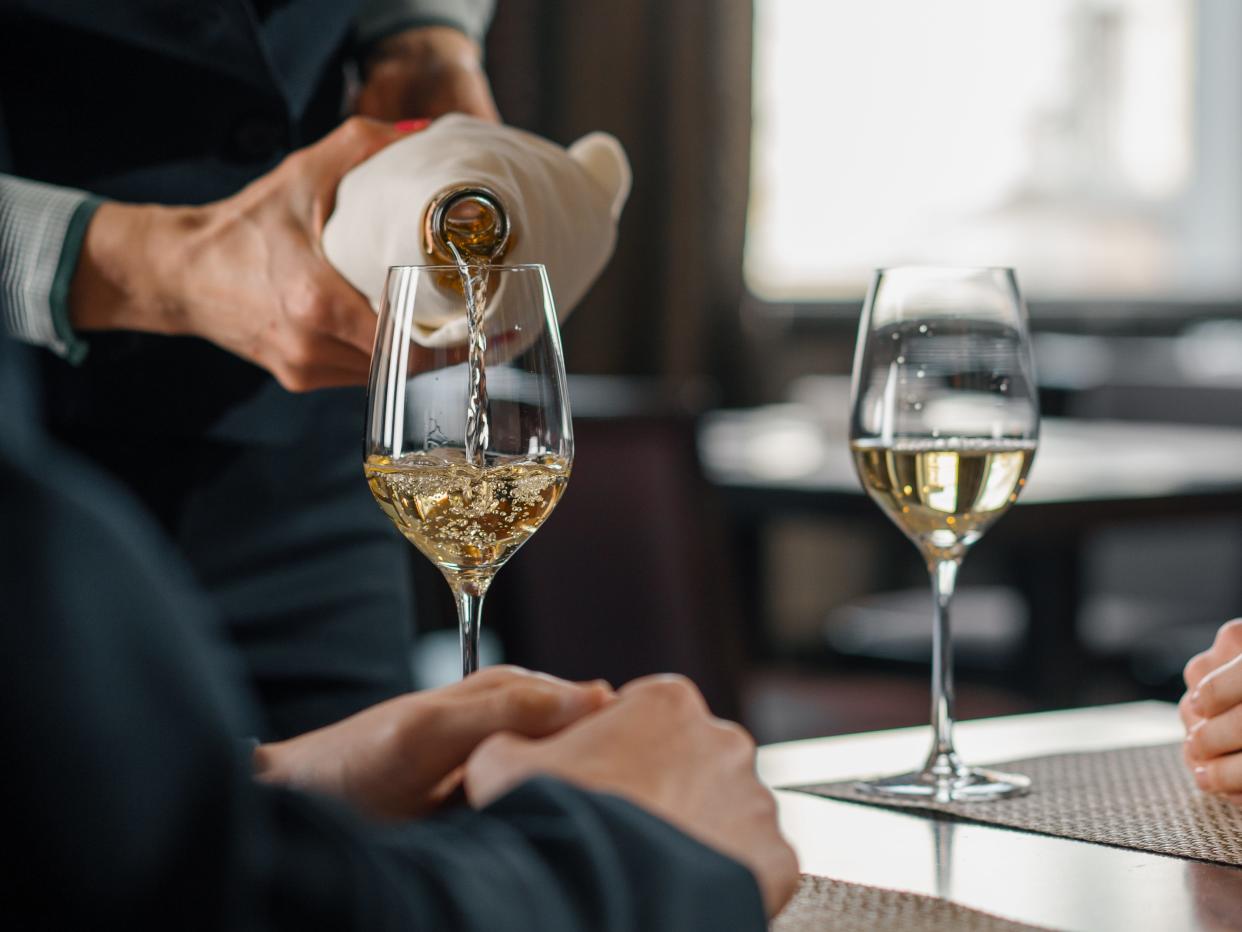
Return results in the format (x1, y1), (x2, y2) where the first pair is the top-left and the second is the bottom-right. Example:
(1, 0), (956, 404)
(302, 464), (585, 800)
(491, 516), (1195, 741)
(463, 665), (601, 698)
(618, 674), (710, 715)
(304, 268), (380, 357)
(1193, 750), (1242, 794)
(1187, 704), (1242, 759)
(483, 678), (613, 738)
(1192, 653), (1242, 718)
(764, 839), (802, 918)
(457, 664), (536, 689)
(273, 365), (366, 393)
(578, 679), (618, 703)
(419, 677), (610, 775)
(1213, 619), (1242, 659)
(463, 731), (539, 808)
(271, 339), (372, 392)
(1184, 736), (1202, 771)
(1186, 650), (1217, 692)
(424, 763), (466, 811)
(1180, 692), (1204, 732)
(290, 334), (372, 374)
(461, 80), (501, 122)
(301, 116), (409, 231)
(310, 115), (406, 180)
(291, 363), (372, 392)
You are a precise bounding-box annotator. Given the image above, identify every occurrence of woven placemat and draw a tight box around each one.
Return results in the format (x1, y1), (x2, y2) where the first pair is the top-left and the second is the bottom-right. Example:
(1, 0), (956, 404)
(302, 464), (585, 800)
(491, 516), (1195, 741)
(772, 875), (1048, 932)
(791, 742), (1242, 866)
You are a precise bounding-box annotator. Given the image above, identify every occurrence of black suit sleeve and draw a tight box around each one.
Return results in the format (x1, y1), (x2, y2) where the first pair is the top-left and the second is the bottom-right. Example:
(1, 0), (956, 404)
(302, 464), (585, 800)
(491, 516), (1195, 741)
(0, 336), (764, 932)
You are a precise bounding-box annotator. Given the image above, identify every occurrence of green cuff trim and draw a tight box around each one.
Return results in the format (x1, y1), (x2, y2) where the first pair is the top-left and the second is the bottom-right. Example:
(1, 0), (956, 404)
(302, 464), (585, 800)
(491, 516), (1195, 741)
(49, 195), (103, 366)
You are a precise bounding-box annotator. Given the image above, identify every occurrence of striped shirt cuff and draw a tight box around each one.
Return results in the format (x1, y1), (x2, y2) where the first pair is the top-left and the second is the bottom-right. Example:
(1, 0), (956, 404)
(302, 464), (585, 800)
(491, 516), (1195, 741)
(0, 175), (99, 363)
(354, 0), (495, 49)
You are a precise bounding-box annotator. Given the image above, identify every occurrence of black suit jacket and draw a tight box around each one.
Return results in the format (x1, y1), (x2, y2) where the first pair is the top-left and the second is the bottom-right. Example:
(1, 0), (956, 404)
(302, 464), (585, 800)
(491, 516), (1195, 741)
(0, 0), (362, 444)
(0, 328), (766, 930)
(0, 2), (429, 738)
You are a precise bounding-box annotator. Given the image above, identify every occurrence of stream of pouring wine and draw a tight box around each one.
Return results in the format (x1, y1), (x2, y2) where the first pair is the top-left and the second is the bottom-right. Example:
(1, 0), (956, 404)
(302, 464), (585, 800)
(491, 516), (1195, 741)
(448, 241), (490, 466)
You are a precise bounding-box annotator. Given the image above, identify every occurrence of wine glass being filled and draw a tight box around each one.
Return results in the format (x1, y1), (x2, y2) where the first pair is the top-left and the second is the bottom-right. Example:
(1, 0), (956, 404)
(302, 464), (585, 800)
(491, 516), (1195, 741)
(849, 266), (1039, 802)
(365, 263), (573, 677)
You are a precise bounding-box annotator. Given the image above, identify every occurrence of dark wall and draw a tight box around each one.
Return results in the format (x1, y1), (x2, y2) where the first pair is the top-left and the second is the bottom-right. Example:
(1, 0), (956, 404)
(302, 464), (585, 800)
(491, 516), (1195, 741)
(486, 1), (756, 401)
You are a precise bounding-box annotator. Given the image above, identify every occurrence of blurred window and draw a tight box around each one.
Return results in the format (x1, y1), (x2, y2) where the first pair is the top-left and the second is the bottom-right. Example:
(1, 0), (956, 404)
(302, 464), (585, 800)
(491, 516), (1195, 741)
(746, 0), (1242, 303)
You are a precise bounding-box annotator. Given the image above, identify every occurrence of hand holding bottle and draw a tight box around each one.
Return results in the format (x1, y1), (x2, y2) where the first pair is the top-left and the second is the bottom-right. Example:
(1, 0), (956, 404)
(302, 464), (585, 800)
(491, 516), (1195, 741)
(69, 117), (414, 391)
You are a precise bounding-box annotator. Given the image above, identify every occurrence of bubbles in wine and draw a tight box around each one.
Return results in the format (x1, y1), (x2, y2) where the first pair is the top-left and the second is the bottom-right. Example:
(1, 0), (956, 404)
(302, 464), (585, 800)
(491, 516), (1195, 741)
(365, 450), (570, 572)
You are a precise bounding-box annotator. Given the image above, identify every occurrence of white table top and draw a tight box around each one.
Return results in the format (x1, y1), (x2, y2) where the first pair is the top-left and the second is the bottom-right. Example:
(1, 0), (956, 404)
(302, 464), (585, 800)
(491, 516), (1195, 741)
(701, 407), (1242, 505)
(758, 700), (1183, 787)
(759, 702), (1242, 932)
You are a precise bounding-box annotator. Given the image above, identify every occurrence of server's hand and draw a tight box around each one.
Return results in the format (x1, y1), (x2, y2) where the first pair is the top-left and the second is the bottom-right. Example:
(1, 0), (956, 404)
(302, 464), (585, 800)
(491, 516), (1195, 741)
(464, 674), (800, 917)
(1182, 619), (1242, 802)
(253, 666), (612, 820)
(355, 26), (500, 123)
(69, 117), (414, 391)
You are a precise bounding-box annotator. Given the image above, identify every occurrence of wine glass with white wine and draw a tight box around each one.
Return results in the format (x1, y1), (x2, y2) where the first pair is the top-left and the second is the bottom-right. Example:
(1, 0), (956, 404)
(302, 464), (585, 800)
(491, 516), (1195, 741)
(365, 264), (572, 677)
(849, 266), (1039, 801)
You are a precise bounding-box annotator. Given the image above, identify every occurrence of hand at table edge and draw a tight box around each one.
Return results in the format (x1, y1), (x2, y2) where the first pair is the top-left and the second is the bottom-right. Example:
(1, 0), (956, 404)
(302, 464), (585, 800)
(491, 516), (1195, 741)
(463, 674), (800, 918)
(1181, 619), (1242, 803)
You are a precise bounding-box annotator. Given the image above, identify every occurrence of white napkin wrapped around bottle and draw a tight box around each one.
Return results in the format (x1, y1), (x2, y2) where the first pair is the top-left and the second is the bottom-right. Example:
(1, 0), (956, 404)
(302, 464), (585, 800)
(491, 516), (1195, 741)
(322, 114), (631, 347)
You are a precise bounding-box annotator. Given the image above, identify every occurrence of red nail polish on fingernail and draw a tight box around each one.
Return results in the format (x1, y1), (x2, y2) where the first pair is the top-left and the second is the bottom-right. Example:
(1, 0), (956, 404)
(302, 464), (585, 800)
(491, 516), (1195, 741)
(394, 118), (432, 134)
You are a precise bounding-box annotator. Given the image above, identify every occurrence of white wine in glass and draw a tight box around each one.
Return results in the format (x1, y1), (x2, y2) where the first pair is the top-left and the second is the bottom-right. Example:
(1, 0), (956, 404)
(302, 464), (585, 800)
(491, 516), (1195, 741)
(365, 264), (573, 677)
(849, 267), (1039, 802)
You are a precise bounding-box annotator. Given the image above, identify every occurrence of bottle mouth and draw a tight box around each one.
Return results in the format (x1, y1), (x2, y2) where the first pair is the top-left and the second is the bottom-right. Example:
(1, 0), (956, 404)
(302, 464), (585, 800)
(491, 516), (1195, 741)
(387, 263), (546, 272)
(424, 184), (511, 261)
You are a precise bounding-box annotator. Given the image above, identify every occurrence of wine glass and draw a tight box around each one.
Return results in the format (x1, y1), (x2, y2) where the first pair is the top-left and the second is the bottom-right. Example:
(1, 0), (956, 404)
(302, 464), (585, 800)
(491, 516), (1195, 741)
(365, 264), (573, 677)
(849, 266), (1039, 801)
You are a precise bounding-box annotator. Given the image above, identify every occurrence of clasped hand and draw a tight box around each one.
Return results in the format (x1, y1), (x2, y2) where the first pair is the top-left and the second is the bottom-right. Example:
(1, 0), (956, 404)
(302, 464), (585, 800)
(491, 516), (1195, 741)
(255, 667), (799, 917)
(1182, 619), (1242, 802)
(254, 665), (611, 818)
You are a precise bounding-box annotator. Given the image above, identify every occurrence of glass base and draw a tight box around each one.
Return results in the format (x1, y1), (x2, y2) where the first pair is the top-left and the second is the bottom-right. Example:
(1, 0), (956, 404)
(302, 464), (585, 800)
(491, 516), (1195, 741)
(855, 764), (1030, 803)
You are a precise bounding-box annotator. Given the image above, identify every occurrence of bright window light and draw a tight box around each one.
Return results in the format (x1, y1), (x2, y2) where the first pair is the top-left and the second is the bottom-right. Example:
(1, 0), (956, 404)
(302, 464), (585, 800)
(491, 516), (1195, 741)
(746, 0), (1242, 302)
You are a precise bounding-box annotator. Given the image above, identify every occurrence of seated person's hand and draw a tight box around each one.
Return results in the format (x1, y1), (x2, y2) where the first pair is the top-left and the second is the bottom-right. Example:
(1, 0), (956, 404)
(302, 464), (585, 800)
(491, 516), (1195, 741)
(71, 117), (414, 392)
(1182, 619), (1242, 801)
(253, 665), (611, 820)
(355, 26), (500, 123)
(463, 674), (800, 918)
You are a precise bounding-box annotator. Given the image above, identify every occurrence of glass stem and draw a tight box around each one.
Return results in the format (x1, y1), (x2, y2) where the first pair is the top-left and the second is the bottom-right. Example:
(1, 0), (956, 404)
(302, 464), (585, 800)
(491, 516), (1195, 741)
(926, 557), (963, 776)
(452, 575), (492, 677)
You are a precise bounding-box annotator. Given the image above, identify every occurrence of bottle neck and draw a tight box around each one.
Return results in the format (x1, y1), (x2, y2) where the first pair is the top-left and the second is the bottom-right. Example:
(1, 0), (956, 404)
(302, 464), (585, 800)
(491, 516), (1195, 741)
(424, 185), (511, 263)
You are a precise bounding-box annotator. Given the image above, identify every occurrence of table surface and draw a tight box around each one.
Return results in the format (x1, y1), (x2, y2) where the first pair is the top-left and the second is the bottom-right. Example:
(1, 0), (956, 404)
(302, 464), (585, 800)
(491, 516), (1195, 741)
(700, 406), (1242, 508)
(761, 702), (1242, 931)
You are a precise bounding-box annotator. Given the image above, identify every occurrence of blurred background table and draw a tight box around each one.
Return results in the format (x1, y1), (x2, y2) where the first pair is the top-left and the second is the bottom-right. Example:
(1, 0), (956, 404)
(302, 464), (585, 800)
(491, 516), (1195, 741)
(761, 701), (1242, 932)
(455, 0), (1242, 749)
(700, 404), (1242, 707)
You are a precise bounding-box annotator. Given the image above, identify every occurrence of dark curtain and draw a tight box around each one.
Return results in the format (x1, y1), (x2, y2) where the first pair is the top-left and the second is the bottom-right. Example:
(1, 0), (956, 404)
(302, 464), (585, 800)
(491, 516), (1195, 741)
(486, 0), (755, 402)
(476, 4), (757, 712)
